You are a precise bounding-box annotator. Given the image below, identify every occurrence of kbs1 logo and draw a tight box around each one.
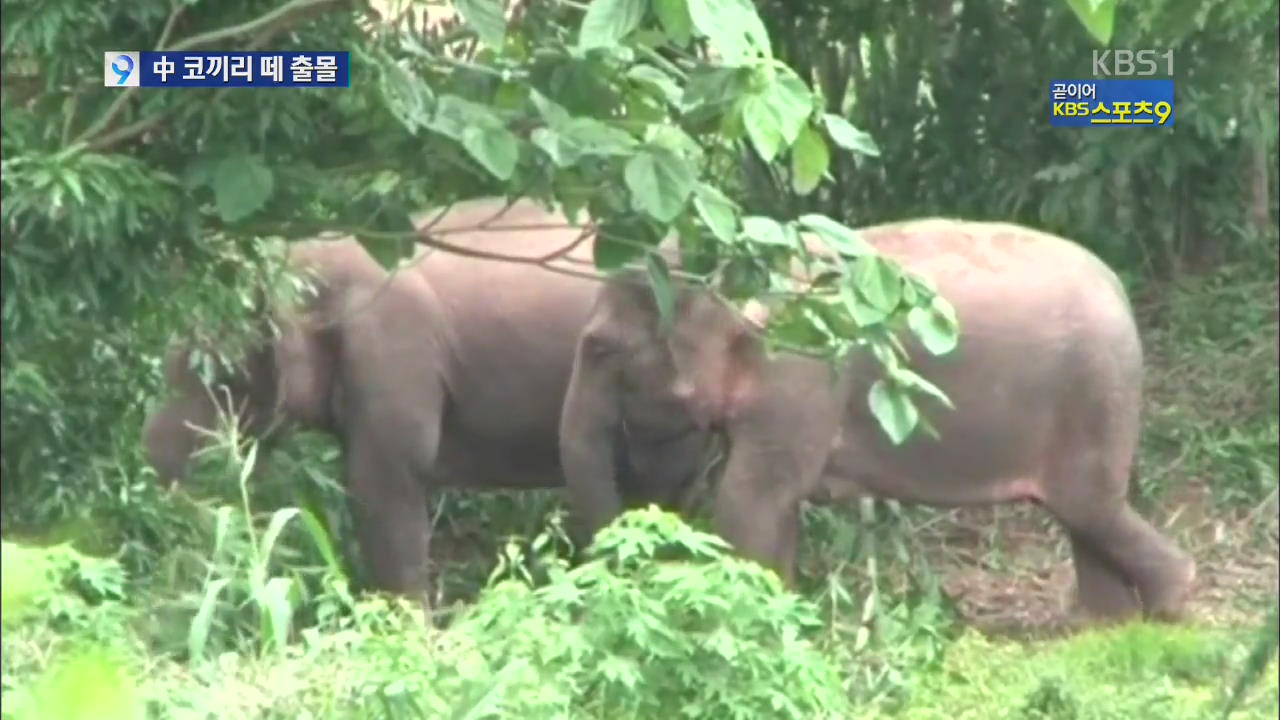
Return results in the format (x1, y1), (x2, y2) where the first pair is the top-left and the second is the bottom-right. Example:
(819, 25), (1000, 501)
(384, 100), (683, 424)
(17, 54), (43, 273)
(103, 51), (350, 88)
(1049, 49), (1175, 128)
(1092, 49), (1175, 77)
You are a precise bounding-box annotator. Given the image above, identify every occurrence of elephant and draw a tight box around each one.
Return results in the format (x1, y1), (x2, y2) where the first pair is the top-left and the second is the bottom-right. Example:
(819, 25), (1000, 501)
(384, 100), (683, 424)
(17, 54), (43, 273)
(141, 197), (716, 608)
(559, 218), (1197, 623)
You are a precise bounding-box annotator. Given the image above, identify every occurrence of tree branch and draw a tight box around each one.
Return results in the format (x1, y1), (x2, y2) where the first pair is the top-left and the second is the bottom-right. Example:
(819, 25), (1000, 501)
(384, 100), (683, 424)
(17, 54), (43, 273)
(169, 0), (355, 52)
(156, 4), (186, 50)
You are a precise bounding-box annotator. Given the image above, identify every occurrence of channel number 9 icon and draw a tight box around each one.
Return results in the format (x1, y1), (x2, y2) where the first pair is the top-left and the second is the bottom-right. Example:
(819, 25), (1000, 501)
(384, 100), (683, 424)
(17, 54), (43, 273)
(104, 51), (140, 87)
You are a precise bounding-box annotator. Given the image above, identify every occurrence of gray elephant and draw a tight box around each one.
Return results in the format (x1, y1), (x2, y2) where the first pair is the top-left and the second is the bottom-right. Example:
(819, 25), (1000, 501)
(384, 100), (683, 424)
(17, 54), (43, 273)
(560, 218), (1196, 623)
(142, 198), (714, 607)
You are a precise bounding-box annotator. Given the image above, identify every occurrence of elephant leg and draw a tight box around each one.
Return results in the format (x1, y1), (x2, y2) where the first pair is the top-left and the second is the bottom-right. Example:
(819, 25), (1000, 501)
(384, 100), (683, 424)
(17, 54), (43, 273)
(1043, 450), (1196, 622)
(344, 432), (434, 612)
(714, 404), (837, 582)
(711, 360), (845, 585)
(1100, 506), (1195, 621)
(713, 451), (806, 584)
(1066, 530), (1140, 622)
(340, 371), (446, 613)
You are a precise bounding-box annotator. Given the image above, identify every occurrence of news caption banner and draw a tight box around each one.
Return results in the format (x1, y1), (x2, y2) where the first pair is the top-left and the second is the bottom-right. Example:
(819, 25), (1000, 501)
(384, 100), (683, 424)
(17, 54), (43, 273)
(1048, 79), (1174, 127)
(104, 51), (350, 88)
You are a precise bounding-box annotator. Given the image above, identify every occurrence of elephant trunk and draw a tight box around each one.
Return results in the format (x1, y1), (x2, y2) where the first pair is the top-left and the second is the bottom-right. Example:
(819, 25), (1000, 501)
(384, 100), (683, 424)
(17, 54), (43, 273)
(142, 388), (219, 485)
(142, 325), (284, 485)
(142, 343), (225, 485)
(142, 248), (352, 485)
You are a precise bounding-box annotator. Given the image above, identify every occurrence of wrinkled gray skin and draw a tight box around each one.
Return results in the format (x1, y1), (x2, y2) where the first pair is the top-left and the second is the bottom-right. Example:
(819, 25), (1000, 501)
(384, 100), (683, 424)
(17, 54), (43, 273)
(561, 219), (1197, 623)
(142, 198), (713, 608)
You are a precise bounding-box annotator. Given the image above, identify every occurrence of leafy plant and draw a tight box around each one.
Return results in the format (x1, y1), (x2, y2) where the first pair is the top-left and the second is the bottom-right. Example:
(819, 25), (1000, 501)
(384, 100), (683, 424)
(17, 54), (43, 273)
(0, 541), (143, 720)
(382, 506), (855, 718)
(1222, 600), (1280, 719)
(178, 431), (350, 661)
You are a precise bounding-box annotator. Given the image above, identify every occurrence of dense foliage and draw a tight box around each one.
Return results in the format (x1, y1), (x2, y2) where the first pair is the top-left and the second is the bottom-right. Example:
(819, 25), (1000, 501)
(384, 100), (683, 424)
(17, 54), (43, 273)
(3, 507), (1277, 719)
(754, 0), (1279, 274)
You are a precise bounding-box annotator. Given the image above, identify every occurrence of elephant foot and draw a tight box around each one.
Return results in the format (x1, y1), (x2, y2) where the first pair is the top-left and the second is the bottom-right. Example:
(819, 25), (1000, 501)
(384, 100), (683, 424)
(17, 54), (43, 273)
(1139, 554), (1197, 623)
(1069, 533), (1142, 624)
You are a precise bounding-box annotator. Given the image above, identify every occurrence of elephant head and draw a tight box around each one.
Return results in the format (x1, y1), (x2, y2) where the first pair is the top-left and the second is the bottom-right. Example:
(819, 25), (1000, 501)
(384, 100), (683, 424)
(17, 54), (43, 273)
(141, 313), (336, 484)
(664, 292), (775, 430)
(141, 241), (368, 485)
(558, 273), (776, 537)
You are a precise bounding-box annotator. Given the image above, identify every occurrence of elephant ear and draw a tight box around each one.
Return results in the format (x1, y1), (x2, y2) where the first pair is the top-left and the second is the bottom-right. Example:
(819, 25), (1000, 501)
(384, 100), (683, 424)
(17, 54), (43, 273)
(584, 279), (662, 354)
(270, 315), (338, 427)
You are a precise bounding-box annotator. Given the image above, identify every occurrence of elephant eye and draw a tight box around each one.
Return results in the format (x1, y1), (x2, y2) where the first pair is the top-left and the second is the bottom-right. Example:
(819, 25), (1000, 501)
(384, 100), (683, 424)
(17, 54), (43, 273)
(583, 331), (620, 358)
(668, 333), (694, 356)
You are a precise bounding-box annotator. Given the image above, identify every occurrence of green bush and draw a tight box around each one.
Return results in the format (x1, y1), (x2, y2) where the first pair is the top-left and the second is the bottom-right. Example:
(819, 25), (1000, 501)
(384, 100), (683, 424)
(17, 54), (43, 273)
(2, 507), (854, 719)
(1, 540), (144, 720)
(879, 623), (1278, 720)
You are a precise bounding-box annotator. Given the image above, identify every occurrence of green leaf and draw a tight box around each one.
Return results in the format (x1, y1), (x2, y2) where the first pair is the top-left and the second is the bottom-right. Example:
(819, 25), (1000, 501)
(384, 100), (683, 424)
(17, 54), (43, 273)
(646, 253), (676, 329)
(562, 118), (639, 156)
(741, 216), (791, 248)
(594, 214), (664, 270)
(378, 59), (435, 131)
(530, 90), (573, 127)
(1063, 0), (1116, 45)
(822, 114), (880, 158)
(719, 257), (770, 299)
(853, 255), (902, 312)
(189, 577), (230, 662)
(431, 94), (500, 140)
(693, 183), (738, 243)
(741, 71), (813, 162)
(890, 366), (954, 409)
(259, 508), (301, 565)
(532, 127), (581, 167)
(790, 124), (829, 195)
(842, 283), (889, 327)
(212, 505), (235, 558)
(297, 509), (342, 575)
(675, 216), (719, 275)
(555, 171), (594, 222)
(628, 66), (683, 107)
(257, 576), (295, 652)
(625, 146), (696, 222)
(686, 0), (771, 64)
(212, 154), (273, 223)
(764, 299), (837, 353)
(798, 214), (875, 257)
(907, 296), (960, 356)
(807, 294), (859, 337)
(868, 378), (918, 445)
(681, 65), (751, 113)
(533, 115), (634, 167)
(579, 0), (648, 50)
(238, 441), (260, 488)
(341, 186), (416, 268)
(366, 170), (400, 196)
(653, 0), (693, 46)
(462, 124), (519, 180)
(455, 0), (507, 49)
(357, 236), (416, 271)
(646, 124), (703, 164)
(182, 156), (218, 190)
(492, 81), (528, 112)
